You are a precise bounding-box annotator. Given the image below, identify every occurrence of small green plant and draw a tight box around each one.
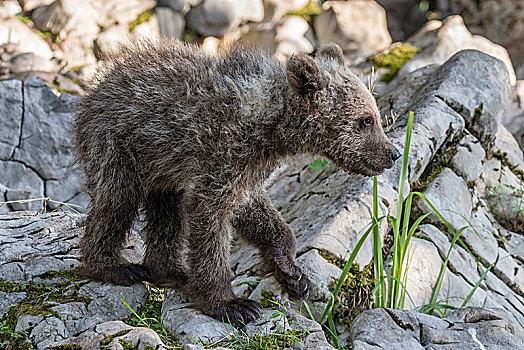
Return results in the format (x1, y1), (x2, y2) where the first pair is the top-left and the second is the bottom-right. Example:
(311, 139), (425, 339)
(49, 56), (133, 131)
(0, 319), (31, 350)
(308, 158), (328, 172)
(371, 44), (420, 82)
(120, 287), (182, 349)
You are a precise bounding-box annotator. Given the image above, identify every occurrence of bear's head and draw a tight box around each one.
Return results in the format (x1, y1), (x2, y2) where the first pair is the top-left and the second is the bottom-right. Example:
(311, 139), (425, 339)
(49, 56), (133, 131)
(286, 44), (400, 176)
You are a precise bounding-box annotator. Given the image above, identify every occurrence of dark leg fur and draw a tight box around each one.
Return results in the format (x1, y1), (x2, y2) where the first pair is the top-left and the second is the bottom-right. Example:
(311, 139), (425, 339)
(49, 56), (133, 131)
(232, 193), (313, 300)
(185, 193), (262, 326)
(79, 154), (150, 286)
(142, 189), (188, 289)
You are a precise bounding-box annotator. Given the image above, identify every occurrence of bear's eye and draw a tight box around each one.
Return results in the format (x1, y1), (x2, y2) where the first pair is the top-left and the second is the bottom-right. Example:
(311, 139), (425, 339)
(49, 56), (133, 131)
(362, 117), (373, 127)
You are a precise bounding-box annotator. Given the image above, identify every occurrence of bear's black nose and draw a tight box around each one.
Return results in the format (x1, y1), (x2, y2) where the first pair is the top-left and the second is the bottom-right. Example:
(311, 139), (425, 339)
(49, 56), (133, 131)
(392, 149), (401, 161)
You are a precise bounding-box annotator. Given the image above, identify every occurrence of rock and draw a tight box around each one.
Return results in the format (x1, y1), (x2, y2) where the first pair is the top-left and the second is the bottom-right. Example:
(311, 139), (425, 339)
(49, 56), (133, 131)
(493, 124), (524, 172)
(157, 0), (196, 14)
(51, 320), (168, 349)
(31, 0), (99, 71)
(261, 0), (309, 23)
(379, 50), (510, 184)
(0, 291), (25, 318)
(314, 0), (392, 59)
(441, 0), (524, 79)
(0, 17), (54, 61)
(451, 133), (485, 183)
(8, 52), (55, 74)
(351, 307), (524, 349)
(241, 15), (314, 60)
(0, 79), (23, 159)
(0, 211), (149, 349)
(30, 317), (69, 350)
(480, 157), (524, 231)
(94, 26), (130, 58)
(401, 238), (443, 308)
(375, 0), (426, 41)
(402, 16), (516, 85)
(0, 78), (86, 212)
(0, 0), (22, 16)
(187, 0), (264, 37)
(418, 168), (473, 230)
(161, 290), (236, 344)
(155, 7), (186, 39)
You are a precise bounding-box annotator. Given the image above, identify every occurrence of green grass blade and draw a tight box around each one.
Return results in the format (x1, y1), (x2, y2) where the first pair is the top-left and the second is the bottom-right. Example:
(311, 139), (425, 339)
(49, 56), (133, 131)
(372, 176), (386, 308)
(390, 111), (414, 308)
(320, 217), (387, 324)
(460, 256), (498, 308)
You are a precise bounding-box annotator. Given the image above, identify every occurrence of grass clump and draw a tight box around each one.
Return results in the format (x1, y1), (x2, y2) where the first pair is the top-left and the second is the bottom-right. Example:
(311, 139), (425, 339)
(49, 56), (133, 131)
(308, 158), (329, 172)
(0, 318), (31, 350)
(129, 9), (154, 32)
(120, 286), (182, 349)
(372, 44), (420, 82)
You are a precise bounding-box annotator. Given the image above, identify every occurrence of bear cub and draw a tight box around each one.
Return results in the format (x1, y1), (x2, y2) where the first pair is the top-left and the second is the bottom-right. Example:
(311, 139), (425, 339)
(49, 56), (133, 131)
(75, 39), (400, 326)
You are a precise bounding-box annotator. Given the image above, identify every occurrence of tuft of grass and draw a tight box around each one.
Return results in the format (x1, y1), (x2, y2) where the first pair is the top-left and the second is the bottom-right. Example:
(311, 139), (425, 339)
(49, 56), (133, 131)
(371, 44), (420, 82)
(120, 287), (182, 349)
(129, 9), (154, 33)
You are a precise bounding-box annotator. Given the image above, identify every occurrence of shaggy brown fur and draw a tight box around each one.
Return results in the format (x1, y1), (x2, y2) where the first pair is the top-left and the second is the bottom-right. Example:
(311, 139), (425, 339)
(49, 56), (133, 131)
(74, 39), (400, 326)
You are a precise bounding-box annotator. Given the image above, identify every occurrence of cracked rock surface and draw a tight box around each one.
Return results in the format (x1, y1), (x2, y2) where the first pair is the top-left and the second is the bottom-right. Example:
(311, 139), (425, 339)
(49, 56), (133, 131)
(351, 307), (524, 350)
(0, 77), (86, 213)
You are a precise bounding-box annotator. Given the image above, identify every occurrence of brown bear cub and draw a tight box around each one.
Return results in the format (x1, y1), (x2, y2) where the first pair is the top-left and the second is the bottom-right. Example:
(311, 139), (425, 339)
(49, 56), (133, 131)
(75, 39), (400, 326)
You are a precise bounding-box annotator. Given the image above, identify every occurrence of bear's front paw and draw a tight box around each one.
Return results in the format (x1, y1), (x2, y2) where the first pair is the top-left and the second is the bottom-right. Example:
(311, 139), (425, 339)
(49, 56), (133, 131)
(201, 298), (262, 327)
(274, 266), (313, 300)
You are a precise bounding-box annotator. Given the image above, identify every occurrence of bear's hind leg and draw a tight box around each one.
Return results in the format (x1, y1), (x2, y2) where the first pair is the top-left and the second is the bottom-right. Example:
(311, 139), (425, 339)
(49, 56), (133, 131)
(142, 189), (188, 290)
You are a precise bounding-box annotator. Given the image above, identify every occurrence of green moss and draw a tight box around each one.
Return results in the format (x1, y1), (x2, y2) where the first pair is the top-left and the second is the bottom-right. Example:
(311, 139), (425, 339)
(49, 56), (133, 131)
(15, 14), (32, 24)
(49, 344), (82, 349)
(331, 262), (374, 327)
(260, 290), (277, 308)
(118, 339), (139, 349)
(318, 249), (347, 269)
(285, 0), (321, 21)
(17, 303), (58, 318)
(100, 329), (131, 349)
(182, 28), (199, 43)
(38, 268), (84, 282)
(372, 44), (420, 82)
(213, 329), (308, 349)
(129, 9), (154, 32)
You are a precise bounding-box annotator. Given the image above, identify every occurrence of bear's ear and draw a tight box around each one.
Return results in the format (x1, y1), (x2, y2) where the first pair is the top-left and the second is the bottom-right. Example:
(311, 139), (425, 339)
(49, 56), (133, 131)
(316, 44), (345, 65)
(286, 53), (327, 98)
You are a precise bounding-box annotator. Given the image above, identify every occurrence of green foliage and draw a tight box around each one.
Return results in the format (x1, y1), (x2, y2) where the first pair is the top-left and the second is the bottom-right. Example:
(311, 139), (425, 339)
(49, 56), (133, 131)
(120, 287), (182, 349)
(15, 14), (31, 24)
(372, 44), (420, 82)
(331, 262), (374, 327)
(129, 9), (154, 32)
(308, 158), (328, 172)
(0, 319), (31, 350)
(182, 29), (198, 43)
(285, 0), (321, 21)
(215, 297), (308, 349)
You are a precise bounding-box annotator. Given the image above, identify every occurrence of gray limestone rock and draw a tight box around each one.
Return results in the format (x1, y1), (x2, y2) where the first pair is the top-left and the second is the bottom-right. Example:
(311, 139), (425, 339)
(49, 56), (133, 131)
(351, 307), (524, 350)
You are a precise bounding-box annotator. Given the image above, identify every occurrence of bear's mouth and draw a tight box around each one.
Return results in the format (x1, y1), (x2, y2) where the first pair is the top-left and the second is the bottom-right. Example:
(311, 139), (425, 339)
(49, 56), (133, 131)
(363, 159), (390, 175)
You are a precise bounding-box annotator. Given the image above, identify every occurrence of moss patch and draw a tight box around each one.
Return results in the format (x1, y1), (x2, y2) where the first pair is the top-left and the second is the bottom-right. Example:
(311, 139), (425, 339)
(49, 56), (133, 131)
(129, 9), (154, 32)
(372, 44), (420, 82)
(49, 345), (82, 350)
(0, 269), (91, 349)
(285, 0), (321, 21)
(332, 262), (374, 327)
(100, 329), (131, 349)
(216, 329), (308, 349)
(260, 290), (277, 308)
